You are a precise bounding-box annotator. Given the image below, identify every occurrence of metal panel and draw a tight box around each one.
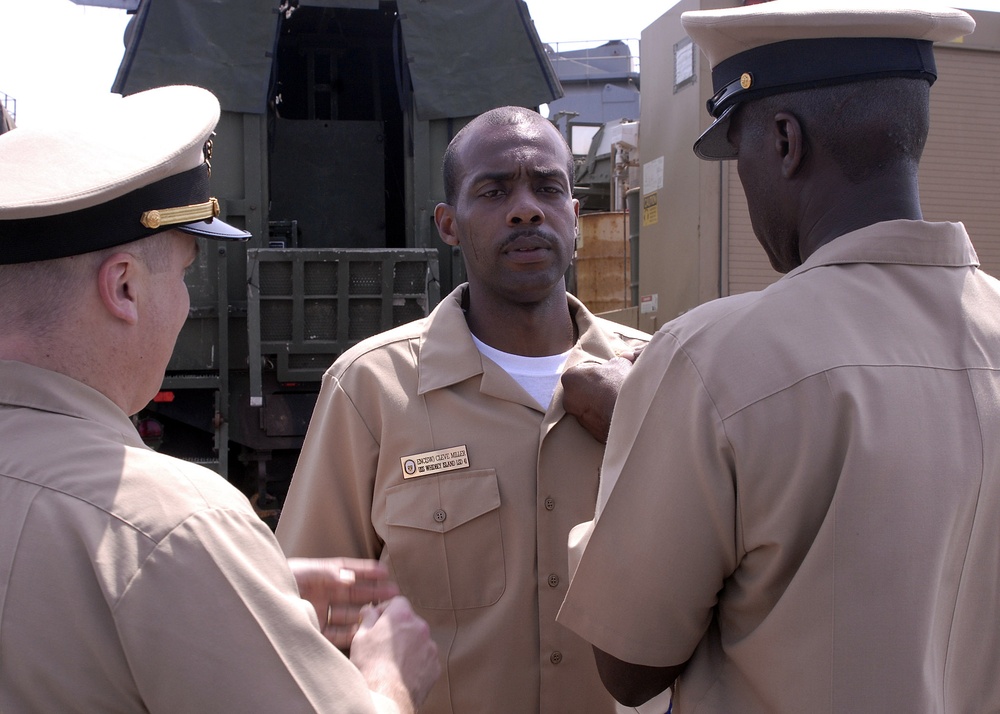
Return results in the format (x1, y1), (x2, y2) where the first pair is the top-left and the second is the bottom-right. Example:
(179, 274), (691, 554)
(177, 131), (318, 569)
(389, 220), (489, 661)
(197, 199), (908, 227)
(636, 0), (723, 333)
(269, 119), (386, 249)
(247, 248), (440, 395)
(396, 0), (562, 120)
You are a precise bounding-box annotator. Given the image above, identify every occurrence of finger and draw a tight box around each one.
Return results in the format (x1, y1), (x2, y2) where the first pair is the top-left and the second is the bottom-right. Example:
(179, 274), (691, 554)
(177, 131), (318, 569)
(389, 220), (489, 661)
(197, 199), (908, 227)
(321, 623), (359, 650)
(324, 602), (364, 628)
(315, 578), (399, 608)
(296, 568), (397, 605)
(349, 579), (401, 604)
(333, 557), (393, 579)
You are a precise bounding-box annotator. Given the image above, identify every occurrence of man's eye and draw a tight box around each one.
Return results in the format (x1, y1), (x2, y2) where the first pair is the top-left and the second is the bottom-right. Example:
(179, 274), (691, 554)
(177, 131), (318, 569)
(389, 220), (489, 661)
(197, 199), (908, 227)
(481, 189), (504, 198)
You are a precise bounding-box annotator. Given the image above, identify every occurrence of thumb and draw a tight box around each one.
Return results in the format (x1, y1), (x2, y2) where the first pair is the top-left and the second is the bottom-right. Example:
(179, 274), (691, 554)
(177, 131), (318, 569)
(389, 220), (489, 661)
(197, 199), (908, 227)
(357, 602), (380, 634)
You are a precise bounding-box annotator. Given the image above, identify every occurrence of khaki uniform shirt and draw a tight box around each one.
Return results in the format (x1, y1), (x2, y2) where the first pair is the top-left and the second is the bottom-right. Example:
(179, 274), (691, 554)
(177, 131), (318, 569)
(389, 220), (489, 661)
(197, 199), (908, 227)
(277, 285), (648, 714)
(0, 360), (390, 713)
(558, 221), (1000, 713)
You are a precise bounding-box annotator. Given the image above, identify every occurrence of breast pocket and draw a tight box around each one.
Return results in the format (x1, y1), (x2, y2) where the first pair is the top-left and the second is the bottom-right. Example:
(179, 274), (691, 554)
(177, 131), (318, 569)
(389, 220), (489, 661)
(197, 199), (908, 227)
(384, 469), (504, 610)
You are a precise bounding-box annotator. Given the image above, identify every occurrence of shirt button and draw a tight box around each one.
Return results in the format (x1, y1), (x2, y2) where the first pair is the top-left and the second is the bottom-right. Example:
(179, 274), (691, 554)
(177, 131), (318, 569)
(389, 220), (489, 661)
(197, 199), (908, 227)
(433, 509), (446, 523)
(547, 573), (560, 588)
(544, 497), (555, 511)
(550, 651), (563, 665)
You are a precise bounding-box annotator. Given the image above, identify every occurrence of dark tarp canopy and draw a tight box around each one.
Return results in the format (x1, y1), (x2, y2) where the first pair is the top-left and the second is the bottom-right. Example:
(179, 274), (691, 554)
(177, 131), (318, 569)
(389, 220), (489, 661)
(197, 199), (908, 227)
(112, 0), (561, 118)
(394, 0), (561, 119)
(112, 0), (279, 114)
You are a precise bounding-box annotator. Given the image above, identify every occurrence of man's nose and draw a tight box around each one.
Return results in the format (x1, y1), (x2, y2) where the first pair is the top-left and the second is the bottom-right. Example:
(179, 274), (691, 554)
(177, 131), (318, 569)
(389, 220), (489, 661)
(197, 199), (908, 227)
(507, 187), (543, 225)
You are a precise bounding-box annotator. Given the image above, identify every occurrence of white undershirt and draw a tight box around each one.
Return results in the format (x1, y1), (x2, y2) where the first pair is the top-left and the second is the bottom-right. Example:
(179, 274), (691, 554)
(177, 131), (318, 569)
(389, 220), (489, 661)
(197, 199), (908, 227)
(471, 335), (572, 410)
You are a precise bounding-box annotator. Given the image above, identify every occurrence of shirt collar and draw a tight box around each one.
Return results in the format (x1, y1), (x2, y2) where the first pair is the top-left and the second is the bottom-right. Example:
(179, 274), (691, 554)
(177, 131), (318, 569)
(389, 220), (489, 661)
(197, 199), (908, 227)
(786, 220), (978, 282)
(416, 284), (634, 395)
(0, 359), (143, 447)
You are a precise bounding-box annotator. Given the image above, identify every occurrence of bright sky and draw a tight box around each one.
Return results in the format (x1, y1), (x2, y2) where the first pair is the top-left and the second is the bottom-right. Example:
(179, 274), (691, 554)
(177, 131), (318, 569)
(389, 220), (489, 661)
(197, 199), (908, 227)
(2, 0), (1000, 126)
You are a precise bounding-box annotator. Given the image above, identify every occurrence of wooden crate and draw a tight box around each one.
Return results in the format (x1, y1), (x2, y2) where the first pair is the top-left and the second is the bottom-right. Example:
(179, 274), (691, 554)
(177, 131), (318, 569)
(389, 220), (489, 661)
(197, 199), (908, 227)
(574, 211), (631, 314)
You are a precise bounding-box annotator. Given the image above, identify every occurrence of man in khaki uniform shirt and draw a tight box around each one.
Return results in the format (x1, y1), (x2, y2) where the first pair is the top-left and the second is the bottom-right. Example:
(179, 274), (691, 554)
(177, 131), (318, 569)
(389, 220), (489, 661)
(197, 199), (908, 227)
(558, 3), (1000, 713)
(0, 85), (438, 713)
(277, 107), (648, 713)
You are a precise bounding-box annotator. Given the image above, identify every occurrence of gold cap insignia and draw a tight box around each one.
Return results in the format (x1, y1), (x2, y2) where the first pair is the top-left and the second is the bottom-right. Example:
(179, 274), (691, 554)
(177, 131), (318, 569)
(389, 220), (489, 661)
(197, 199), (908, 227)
(140, 197), (221, 230)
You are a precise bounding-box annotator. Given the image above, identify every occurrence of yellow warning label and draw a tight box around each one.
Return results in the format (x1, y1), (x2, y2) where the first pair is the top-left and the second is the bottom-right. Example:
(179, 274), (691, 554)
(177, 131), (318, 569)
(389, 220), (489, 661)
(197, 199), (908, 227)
(643, 192), (658, 227)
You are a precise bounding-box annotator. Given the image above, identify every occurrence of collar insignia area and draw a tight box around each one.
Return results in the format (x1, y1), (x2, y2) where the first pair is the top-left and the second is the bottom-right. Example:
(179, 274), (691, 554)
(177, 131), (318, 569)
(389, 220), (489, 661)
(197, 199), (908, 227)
(401, 445), (470, 479)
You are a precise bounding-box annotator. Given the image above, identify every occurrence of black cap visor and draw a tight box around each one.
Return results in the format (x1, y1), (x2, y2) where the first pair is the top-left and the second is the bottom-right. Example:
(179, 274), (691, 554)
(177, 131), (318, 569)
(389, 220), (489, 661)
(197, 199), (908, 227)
(693, 105), (738, 161)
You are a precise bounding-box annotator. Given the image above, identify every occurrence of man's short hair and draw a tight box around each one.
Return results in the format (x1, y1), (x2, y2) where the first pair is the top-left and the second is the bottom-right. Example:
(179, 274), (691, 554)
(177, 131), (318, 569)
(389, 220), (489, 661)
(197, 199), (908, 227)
(739, 76), (930, 183)
(0, 232), (176, 337)
(441, 106), (575, 205)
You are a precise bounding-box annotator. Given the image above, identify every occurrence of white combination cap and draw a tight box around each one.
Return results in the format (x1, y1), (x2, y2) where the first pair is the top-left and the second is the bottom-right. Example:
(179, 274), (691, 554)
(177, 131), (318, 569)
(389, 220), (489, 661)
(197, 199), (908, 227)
(0, 85), (250, 264)
(681, 1), (976, 160)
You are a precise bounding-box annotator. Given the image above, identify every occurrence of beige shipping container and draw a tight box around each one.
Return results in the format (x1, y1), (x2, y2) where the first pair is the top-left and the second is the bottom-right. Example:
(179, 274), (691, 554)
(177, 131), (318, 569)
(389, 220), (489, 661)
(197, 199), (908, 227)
(637, 1), (1000, 334)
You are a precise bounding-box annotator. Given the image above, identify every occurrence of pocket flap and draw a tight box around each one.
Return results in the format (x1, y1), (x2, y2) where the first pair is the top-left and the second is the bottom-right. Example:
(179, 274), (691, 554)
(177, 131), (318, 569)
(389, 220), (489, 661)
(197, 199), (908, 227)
(385, 469), (500, 533)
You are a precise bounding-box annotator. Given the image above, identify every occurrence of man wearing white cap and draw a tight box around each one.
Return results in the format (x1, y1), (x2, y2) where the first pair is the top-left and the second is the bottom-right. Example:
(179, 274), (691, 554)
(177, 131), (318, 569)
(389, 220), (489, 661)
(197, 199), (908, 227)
(558, 2), (1000, 712)
(0, 85), (438, 713)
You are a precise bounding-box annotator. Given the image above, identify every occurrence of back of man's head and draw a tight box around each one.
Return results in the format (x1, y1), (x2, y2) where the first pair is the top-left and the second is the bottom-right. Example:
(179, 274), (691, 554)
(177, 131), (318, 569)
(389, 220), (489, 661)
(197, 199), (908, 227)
(0, 231), (175, 339)
(0, 85), (250, 407)
(738, 76), (930, 184)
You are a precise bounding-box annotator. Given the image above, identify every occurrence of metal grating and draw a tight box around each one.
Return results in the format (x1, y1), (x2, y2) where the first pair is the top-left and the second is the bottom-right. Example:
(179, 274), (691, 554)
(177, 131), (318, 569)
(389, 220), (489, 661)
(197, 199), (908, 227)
(304, 299), (338, 340)
(393, 298), (427, 326)
(349, 262), (383, 295)
(394, 261), (428, 293)
(260, 261), (293, 294)
(304, 261), (337, 293)
(248, 248), (439, 382)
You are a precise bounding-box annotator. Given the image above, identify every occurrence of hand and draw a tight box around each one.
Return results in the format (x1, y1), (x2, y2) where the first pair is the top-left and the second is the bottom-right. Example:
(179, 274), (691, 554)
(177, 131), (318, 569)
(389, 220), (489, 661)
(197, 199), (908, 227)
(287, 557), (400, 650)
(562, 347), (642, 444)
(351, 596), (441, 714)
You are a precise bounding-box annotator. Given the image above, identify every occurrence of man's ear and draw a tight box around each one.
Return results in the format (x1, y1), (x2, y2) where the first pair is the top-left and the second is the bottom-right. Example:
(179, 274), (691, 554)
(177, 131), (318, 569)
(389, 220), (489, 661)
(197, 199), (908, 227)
(434, 202), (459, 247)
(774, 111), (805, 179)
(97, 252), (140, 325)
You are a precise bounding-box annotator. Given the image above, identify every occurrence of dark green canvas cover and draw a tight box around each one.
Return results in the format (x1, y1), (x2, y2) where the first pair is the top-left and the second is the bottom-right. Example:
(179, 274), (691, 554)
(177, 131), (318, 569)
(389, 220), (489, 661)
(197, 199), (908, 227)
(112, 0), (561, 117)
(112, 0), (279, 114)
(395, 0), (561, 119)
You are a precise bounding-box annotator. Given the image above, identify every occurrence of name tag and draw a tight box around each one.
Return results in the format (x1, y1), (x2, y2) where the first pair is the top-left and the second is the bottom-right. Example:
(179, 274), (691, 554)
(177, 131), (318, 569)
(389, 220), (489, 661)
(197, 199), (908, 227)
(401, 445), (470, 479)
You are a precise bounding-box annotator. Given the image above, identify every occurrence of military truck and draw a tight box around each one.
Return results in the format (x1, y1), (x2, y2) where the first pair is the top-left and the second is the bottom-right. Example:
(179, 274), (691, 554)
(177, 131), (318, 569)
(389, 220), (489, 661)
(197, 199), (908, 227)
(112, 0), (561, 521)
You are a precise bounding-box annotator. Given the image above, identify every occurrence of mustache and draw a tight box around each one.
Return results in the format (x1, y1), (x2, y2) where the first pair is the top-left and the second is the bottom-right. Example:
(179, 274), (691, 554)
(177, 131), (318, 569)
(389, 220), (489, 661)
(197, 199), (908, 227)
(500, 228), (558, 248)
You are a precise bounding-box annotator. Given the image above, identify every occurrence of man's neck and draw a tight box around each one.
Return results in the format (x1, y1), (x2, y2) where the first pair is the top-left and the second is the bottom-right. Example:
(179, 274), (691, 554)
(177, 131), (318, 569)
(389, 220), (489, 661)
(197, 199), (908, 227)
(0, 328), (135, 415)
(798, 171), (923, 263)
(463, 287), (576, 357)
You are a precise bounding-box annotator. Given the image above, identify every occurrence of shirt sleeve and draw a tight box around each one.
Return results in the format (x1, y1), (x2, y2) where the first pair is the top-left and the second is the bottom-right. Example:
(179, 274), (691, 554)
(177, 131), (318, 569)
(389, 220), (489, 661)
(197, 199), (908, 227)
(115, 506), (379, 713)
(276, 370), (383, 560)
(557, 328), (739, 667)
